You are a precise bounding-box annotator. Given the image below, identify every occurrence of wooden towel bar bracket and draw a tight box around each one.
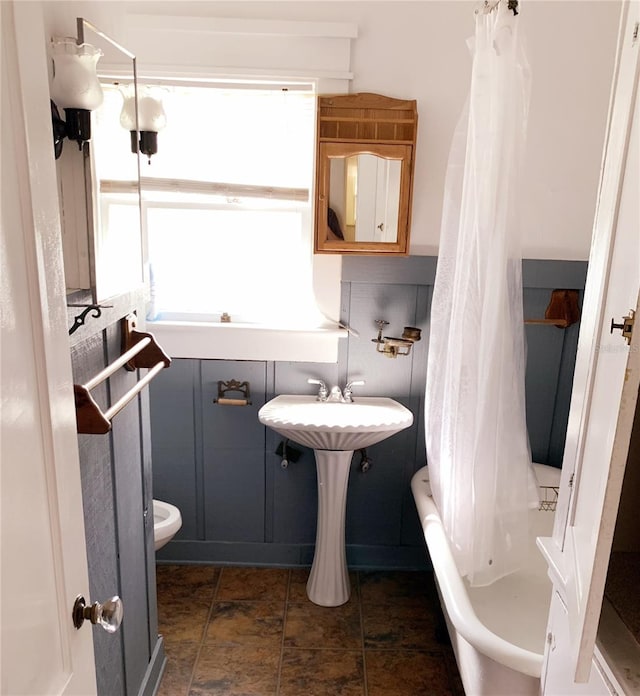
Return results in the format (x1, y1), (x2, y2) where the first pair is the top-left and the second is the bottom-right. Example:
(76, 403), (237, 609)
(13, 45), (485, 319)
(122, 313), (171, 370)
(524, 289), (580, 329)
(74, 314), (171, 434)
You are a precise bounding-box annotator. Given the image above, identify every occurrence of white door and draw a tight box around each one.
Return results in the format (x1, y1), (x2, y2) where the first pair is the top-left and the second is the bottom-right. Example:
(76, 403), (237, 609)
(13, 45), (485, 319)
(539, 0), (640, 686)
(1, 3), (97, 695)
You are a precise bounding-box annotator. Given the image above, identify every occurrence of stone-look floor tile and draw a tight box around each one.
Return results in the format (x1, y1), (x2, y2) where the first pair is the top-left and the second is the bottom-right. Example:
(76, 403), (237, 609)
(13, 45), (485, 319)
(365, 650), (455, 696)
(279, 648), (364, 696)
(204, 600), (284, 647)
(359, 570), (438, 607)
(156, 564), (220, 601)
(157, 596), (212, 644)
(216, 567), (289, 601)
(156, 640), (199, 696)
(284, 601), (362, 650)
(288, 568), (359, 603)
(362, 602), (441, 650)
(287, 568), (312, 603)
(189, 645), (279, 696)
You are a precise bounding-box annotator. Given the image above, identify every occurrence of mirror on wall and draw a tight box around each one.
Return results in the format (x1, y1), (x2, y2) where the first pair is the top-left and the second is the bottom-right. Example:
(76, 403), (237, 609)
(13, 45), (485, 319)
(314, 93), (417, 255)
(80, 19), (143, 303)
(56, 18), (143, 303)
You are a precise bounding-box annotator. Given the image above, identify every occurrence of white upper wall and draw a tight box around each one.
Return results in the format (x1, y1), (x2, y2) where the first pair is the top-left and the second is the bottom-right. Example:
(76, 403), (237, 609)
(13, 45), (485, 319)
(42, 1), (621, 260)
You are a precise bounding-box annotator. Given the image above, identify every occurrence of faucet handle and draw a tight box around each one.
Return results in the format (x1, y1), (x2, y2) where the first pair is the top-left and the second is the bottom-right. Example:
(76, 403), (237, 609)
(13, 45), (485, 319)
(343, 379), (365, 402)
(307, 378), (328, 401)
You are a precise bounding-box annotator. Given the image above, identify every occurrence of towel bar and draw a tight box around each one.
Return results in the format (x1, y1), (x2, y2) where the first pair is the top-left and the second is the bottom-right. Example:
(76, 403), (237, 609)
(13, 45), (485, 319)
(74, 315), (171, 434)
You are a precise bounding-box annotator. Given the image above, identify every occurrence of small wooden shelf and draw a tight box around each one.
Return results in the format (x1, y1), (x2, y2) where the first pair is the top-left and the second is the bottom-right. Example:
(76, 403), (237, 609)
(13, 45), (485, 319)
(524, 289), (580, 329)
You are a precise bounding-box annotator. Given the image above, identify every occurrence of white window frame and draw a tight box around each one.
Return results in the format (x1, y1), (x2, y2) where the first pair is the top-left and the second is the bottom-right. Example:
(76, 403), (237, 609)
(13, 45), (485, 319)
(113, 15), (356, 361)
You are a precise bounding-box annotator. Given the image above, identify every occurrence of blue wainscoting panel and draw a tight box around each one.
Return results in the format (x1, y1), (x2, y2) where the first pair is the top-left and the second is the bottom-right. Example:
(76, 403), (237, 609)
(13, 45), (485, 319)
(149, 359), (199, 540)
(524, 289), (567, 463)
(150, 257), (586, 568)
(201, 361), (267, 542)
(269, 446), (318, 545)
(270, 362), (340, 546)
(547, 319), (582, 465)
(342, 282), (419, 548)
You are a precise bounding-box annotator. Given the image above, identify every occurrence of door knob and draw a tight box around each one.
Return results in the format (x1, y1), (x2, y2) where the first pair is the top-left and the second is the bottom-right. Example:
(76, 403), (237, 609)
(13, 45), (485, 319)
(610, 309), (635, 345)
(73, 595), (123, 633)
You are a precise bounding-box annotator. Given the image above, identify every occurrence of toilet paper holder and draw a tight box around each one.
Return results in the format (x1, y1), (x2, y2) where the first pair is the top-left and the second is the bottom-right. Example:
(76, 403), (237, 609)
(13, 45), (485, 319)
(214, 379), (252, 406)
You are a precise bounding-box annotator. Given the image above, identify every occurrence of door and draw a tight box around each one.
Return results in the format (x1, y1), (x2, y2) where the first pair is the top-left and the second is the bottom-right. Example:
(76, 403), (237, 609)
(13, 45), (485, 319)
(538, 0), (640, 685)
(1, 3), (97, 694)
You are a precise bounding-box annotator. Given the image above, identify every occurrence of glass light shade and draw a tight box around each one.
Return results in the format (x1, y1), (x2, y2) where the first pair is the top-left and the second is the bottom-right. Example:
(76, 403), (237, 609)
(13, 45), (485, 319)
(50, 39), (104, 110)
(137, 86), (167, 132)
(119, 84), (137, 131)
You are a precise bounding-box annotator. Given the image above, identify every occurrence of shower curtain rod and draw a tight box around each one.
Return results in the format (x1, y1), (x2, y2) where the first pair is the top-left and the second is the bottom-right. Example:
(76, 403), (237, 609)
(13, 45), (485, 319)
(478, 0), (519, 16)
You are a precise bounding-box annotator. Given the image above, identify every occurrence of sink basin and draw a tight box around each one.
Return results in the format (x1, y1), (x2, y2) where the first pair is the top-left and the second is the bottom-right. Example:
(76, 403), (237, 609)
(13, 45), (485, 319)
(258, 394), (413, 451)
(258, 393), (414, 606)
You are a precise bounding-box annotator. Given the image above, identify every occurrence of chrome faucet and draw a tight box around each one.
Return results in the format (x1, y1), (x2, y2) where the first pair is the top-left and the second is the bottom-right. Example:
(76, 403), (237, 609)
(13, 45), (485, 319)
(308, 378), (365, 403)
(307, 378), (328, 401)
(343, 379), (365, 403)
(327, 385), (344, 402)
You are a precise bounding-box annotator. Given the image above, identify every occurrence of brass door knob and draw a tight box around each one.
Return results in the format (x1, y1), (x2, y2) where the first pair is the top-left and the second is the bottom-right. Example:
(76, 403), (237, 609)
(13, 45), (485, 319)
(610, 310), (635, 345)
(73, 595), (123, 633)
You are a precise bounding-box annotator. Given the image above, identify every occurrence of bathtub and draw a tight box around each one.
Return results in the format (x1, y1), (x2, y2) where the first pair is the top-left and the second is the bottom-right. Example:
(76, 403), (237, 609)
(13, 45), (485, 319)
(411, 463), (560, 696)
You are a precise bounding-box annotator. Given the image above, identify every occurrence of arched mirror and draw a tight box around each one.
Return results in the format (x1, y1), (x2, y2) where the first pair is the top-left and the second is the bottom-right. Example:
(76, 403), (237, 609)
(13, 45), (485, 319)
(314, 93), (417, 255)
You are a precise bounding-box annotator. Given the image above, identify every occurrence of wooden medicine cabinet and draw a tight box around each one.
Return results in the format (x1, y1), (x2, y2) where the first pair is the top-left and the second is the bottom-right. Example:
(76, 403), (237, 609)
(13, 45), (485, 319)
(314, 93), (418, 255)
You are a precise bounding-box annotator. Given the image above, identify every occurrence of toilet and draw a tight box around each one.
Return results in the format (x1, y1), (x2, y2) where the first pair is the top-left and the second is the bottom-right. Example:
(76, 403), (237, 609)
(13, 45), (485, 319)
(153, 499), (182, 551)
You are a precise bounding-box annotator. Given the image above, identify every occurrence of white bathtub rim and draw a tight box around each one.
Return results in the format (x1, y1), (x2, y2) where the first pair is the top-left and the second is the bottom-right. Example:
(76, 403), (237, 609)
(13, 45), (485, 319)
(411, 465), (544, 679)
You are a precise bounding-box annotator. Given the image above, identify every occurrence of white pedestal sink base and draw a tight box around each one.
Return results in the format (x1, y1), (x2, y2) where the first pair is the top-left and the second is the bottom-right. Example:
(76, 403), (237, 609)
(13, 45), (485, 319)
(258, 394), (414, 607)
(306, 449), (353, 606)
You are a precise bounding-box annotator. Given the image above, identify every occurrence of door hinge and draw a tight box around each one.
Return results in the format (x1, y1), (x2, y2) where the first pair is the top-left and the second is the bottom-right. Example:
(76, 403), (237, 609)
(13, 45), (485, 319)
(610, 309), (635, 345)
(632, 21), (639, 46)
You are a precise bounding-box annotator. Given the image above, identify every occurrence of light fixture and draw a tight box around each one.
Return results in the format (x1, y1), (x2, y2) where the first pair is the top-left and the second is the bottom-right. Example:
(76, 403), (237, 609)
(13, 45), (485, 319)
(120, 84), (167, 164)
(371, 320), (421, 358)
(50, 38), (103, 157)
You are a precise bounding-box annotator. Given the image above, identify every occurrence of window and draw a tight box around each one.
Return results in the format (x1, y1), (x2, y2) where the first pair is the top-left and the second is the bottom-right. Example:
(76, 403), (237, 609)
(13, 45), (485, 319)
(139, 82), (323, 327)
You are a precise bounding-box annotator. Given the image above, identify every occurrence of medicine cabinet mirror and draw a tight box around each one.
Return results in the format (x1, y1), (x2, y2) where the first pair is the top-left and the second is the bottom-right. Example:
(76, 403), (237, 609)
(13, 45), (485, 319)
(57, 18), (143, 303)
(314, 93), (418, 255)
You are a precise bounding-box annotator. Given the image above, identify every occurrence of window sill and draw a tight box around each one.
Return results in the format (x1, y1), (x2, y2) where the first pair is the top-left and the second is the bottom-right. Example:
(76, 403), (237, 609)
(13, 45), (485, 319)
(146, 320), (347, 363)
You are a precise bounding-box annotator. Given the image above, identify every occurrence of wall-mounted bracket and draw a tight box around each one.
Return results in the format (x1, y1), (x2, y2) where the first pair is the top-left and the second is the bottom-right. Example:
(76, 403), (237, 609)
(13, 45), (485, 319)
(122, 313), (171, 371)
(524, 289), (580, 329)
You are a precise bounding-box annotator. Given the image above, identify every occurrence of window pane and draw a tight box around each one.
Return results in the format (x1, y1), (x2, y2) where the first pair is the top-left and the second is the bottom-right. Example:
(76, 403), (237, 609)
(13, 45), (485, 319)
(143, 81), (320, 326)
(148, 205), (317, 324)
(144, 86), (314, 189)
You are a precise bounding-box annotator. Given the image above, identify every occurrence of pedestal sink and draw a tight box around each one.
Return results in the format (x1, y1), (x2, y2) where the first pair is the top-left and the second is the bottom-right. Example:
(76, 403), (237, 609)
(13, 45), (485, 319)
(258, 395), (413, 606)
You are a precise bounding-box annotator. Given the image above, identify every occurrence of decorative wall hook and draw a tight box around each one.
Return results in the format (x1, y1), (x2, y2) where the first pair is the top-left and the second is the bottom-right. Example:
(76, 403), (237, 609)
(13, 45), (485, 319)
(68, 304), (111, 335)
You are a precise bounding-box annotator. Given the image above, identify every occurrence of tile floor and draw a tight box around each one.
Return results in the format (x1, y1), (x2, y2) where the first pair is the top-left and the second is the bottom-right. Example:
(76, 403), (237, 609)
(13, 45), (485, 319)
(156, 565), (465, 696)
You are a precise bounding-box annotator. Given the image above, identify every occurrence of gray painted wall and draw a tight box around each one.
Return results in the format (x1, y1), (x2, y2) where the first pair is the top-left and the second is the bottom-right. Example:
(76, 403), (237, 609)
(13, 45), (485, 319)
(150, 258), (587, 568)
(70, 298), (164, 696)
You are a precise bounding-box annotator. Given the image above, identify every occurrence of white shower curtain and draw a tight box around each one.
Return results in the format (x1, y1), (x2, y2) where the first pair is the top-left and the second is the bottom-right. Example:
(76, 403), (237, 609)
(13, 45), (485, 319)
(425, 0), (538, 587)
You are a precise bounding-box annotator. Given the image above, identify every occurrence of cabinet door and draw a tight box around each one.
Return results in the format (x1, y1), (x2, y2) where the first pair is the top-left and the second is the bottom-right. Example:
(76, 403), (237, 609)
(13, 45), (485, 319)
(543, 593), (617, 695)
